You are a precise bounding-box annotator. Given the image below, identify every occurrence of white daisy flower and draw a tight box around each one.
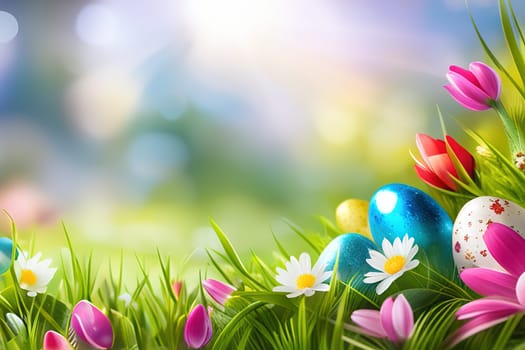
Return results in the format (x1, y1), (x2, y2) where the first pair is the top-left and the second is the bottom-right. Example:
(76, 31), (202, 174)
(273, 252), (333, 298)
(14, 251), (57, 297)
(364, 234), (419, 295)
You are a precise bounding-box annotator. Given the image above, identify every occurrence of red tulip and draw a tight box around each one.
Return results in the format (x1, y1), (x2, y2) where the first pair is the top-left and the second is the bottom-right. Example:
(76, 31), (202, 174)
(444, 61), (501, 111)
(413, 133), (475, 191)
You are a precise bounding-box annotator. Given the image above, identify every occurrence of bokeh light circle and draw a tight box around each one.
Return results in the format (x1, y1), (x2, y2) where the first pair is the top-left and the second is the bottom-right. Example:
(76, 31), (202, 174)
(0, 11), (19, 44)
(76, 4), (119, 46)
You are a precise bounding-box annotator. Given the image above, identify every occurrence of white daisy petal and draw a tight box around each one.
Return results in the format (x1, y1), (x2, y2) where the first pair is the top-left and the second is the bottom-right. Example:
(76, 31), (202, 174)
(311, 261), (326, 275)
(364, 273), (389, 284)
(392, 236), (402, 250)
(406, 245), (419, 262)
(303, 289), (315, 297)
(287, 290), (304, 298)
(14, 251), (56, 298)
(404, 259), (420, 271)
(366, 250), (387, 271)
(273, 252), (332, 298)
(364, 235), (419, 295)
(382, 239), (394, 257)
(314, 284), (330, 292)
(299, 253), (311, 271)
(319, 271), (333, 282)
(376, 275), (397, 295)
(273, 285), (294, 293)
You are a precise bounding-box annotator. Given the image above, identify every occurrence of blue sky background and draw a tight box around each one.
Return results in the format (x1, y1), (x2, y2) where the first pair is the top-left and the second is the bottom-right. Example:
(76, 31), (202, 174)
(0, 0), (516, 262)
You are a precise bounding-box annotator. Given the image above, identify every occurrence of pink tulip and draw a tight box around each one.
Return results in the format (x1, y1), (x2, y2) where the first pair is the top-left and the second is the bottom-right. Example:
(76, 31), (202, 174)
(450, 223), (525, 346)
(413, 133), (475, 191)
(444, 61), (501, 111)
(203, 279), (236, 305)
(351, 294), (414, 343)
(70, 300), (114, 349)
(184, 304), (213, 349)
(43, 331), (74, 350)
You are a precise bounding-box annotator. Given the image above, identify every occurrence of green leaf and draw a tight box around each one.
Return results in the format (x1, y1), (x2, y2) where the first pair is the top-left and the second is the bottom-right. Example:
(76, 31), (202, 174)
(212, 301), (267, 350)
(110, 310), (139, 350)
(499, 0), (525, 90)
(469, 4), (525, 99)
(209, 219), (266, 289)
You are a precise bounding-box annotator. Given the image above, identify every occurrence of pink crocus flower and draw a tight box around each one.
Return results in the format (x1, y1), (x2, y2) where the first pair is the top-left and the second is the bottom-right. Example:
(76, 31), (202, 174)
(184, 304), (213, 349)
(70, 300), (114, 349)
(450, 223), (525, 346)
(351, 294), (414, 343)
(43, 330), (74, 350)
(413, 133), (475, 191)
(203, 278), (236, 305)
(444, 61), (501, 111)
(172, 280), (183, 300)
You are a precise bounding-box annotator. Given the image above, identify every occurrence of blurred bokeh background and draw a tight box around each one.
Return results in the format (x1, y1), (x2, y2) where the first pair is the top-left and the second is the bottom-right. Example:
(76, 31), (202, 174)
(0, 0), (517, 275)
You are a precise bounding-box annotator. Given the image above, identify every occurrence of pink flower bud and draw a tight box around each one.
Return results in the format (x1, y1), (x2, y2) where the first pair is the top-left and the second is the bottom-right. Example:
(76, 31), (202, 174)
(43, 330), (74, 350)
(184, 304), (213, 349)
(351, 294), (414, 343)
(203, 279), (236, 305)
(444, 61), (501, 111)
(70, 300), (114, 349)
(172, 280), (183, 299)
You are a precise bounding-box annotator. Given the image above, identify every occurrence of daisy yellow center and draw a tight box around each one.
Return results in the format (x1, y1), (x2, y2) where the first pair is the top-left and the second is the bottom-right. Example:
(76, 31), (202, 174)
(20, 269), (38, 286)
(296, 273), (316, 289)
(384, 255), (406, 275)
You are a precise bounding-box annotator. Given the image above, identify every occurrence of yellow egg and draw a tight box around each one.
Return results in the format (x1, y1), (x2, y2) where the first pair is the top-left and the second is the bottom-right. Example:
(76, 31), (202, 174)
(335, 199), (371, 240)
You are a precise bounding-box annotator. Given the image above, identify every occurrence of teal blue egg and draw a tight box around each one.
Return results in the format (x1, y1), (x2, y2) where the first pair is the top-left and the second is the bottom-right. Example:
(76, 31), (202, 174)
(0, 237), (16, 275)
(317, 233), (377, 288)
(368, 183), (453, 275)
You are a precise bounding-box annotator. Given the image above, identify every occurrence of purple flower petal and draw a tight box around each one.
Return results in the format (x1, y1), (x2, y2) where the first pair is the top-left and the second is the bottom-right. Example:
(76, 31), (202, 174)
(443, 84), (490, 111)
(450, 310), (515, 347)
(380, 297), (398, 342)
(456, 298), (522, 320)
(469, 61), (501, 100)
(449, 65), (479, 85)
(484, 223), (525, 277)
(446, 71), (492, 105)
(184, 304), (213, 349)
(203, 279), (236, 305)
(516, 273), (525, 306)
(460, 268), (518, 299)
(71, 300), (113, 349)
(350, 309), (386, 338)
(392, 294), (414, 340)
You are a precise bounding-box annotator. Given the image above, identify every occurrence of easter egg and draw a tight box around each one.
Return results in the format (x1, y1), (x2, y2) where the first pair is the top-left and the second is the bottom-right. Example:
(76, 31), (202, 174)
(317, 233), (377, 288)
(335, 199), (371, 239)
(452, 196), (525, 272)
(0, 237), (15, 275)
(368, 183), (453, 275)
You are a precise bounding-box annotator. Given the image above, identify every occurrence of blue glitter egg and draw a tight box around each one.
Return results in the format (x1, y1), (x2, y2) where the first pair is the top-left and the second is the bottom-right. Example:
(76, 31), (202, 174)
(368, 183), (453, 275)
(0, 237), (16, 275)
(317, 233), (377, 288)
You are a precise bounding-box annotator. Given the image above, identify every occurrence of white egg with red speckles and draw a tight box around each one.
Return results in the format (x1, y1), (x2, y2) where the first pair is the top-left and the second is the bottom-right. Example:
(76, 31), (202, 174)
(453, 196), (525, 272)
